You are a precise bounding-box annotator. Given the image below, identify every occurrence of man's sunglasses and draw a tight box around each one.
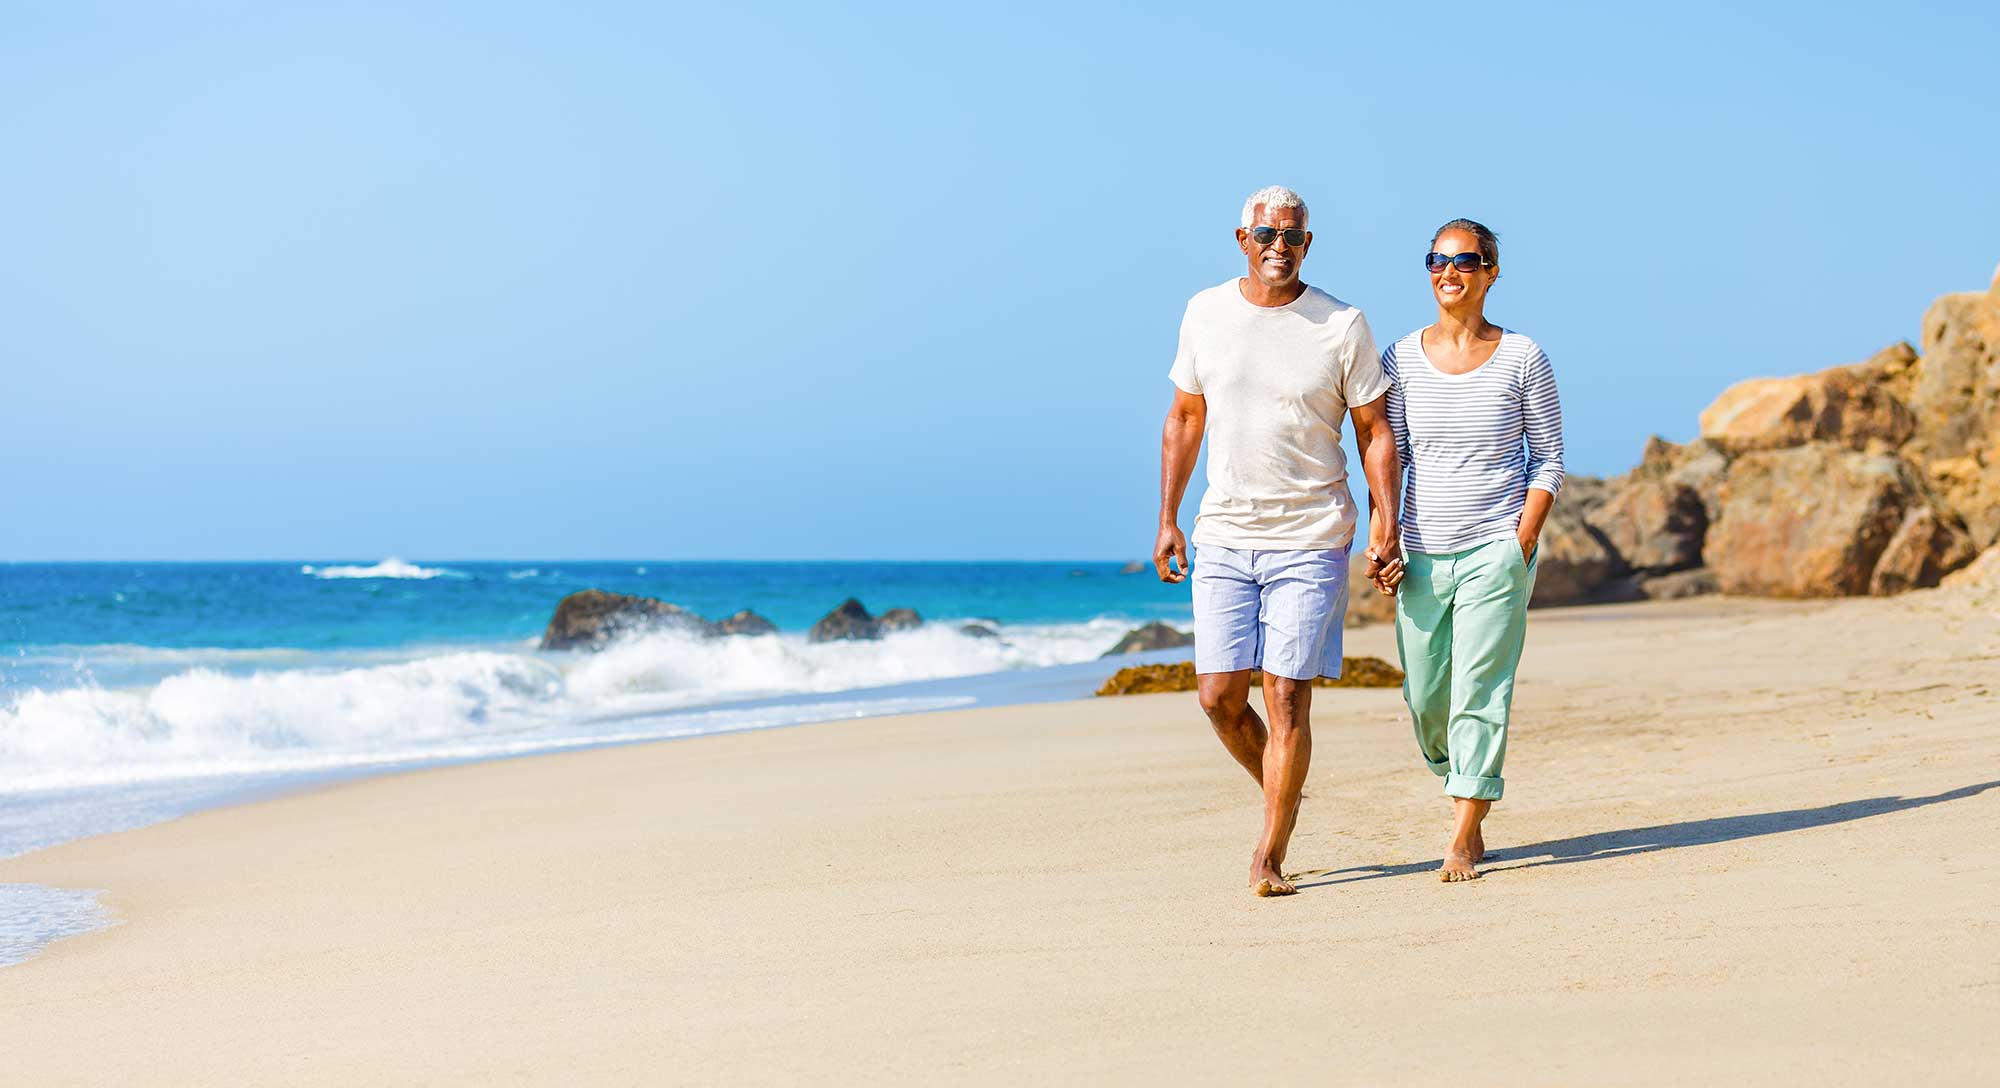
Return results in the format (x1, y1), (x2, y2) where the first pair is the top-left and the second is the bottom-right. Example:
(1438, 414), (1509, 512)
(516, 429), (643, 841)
(1248, 227), (1307, 247)
(1425, 251), (1491, 273)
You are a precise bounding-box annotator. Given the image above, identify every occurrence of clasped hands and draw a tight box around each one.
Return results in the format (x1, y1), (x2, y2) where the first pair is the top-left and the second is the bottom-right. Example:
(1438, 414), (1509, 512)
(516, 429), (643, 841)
(1369, 527), (1542, 596)
(1365, 531), (1404, 596)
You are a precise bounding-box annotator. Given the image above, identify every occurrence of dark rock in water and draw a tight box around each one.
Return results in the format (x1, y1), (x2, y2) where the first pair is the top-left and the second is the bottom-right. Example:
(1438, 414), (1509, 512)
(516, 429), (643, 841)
(1099, 621), (1195, 657)
(877, 607), (923, 633)
(810, 598), (882, 642)
(959, 622), (1000, 639)
(1096, 657), (1403, 696)
(1120, 560), (1149, 574)
(540, 589), (707, 651)
(541, 591), (778, 650)
(713, 609), (778, 636)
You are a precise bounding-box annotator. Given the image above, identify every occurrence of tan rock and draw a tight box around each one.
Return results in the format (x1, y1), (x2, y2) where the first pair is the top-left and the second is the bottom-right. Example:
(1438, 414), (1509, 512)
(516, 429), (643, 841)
(1942, 544), (2000, 589)
(1868, 506), (1978, 596)
(1556, 474), (1615, 521)
(1633, 567), (1718, 599)
(1708, 446), (1921, 597)
(1593, 474), (1706, 573)
(1530, 501), (1617, 606)
(1697, 355), (1917, 453)
(1906, 288), (2000, 545)
(1663, 438), (1732, 527)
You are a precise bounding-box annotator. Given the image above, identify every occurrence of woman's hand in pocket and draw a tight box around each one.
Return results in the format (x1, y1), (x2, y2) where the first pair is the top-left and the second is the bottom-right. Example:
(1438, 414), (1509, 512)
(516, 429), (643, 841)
(1517, 528), (1538, 564)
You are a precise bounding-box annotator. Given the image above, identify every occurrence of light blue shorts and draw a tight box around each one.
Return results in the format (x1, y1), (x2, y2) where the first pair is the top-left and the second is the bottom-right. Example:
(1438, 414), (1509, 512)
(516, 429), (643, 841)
(1190, 545), (1351, 681)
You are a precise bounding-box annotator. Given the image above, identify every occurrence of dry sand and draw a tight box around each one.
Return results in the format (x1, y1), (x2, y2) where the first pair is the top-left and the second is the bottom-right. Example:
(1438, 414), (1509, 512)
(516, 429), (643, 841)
(3, 583), (1997, 1085)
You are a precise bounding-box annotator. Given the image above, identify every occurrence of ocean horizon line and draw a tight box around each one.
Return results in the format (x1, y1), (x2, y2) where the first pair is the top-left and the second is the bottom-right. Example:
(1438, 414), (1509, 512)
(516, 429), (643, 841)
(0, 557), (1160, 567)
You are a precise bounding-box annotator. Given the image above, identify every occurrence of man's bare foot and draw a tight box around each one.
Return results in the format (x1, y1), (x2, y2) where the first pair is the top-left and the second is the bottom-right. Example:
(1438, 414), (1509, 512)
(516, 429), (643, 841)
(1440, 846), (1480, 882)
(1250, 858), (1297, 896)
(1470, 825), (1485, 864)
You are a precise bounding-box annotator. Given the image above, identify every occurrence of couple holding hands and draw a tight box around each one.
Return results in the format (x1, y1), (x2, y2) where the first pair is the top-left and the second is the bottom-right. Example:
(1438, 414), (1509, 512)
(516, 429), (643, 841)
(1155, 185), (1564, 894)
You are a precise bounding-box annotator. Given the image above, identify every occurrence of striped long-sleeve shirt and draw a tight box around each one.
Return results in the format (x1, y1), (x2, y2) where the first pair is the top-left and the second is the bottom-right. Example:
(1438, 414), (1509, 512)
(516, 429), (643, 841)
(1382, 328), (1565, 554)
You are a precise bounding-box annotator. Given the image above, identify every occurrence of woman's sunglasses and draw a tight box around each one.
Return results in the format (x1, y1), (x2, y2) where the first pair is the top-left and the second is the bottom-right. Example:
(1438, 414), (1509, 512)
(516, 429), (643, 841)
(1249, 227), (1307, 247)
(1425, 251), (1491, 273)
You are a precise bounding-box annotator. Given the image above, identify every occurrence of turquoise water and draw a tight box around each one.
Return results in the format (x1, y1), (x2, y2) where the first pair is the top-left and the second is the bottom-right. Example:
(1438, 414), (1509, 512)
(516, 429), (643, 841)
(3, 560), (1187, 651)
(0, 559), (1199, 964)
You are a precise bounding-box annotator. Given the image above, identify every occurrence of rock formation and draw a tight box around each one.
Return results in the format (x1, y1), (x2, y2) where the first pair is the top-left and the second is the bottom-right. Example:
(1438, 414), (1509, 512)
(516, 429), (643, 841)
(1503, 266), (1998, 603)
(877, 607), (924, 633)
(1100, 621), (1195, 657)
(540, 590), (776, 651)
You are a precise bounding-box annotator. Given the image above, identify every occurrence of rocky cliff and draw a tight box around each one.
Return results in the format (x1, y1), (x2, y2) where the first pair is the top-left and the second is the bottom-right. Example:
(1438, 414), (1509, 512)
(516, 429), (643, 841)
(1523, 265), (1999, 603)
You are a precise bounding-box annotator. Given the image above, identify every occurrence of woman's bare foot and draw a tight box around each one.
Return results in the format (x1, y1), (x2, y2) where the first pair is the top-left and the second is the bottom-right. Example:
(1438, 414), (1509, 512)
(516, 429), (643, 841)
(1250, 857), (1297, 896)
(1439, 845), (1480, 882)
(1441, 796), (1492, 883)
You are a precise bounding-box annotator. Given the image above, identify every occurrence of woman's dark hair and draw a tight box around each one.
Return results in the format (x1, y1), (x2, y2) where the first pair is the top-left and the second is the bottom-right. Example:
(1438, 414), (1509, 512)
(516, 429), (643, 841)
(1431, 218), (1500, 268)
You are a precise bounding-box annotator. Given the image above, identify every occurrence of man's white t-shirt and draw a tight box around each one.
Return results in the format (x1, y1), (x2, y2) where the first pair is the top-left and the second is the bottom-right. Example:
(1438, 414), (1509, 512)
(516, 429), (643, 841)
(1168, 279), (1388, 550)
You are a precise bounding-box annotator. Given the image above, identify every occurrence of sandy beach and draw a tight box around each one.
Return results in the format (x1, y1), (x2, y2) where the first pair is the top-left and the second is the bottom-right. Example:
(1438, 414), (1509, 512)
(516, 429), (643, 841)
(3, 581), (1996, 1085)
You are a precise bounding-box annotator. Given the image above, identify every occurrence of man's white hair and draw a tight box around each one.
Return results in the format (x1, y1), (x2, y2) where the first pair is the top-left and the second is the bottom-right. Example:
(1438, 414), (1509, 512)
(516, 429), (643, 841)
(1241, 185), (1308, 229)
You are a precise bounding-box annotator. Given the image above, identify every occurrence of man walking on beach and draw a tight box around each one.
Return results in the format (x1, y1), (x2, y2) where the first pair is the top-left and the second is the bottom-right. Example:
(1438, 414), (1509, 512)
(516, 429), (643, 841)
(1155, 186), (1401, 896)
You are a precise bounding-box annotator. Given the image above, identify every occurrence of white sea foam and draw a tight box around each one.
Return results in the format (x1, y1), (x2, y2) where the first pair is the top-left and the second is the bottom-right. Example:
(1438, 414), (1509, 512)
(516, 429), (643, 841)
(506, 568), (541, 580)
(0, 884), (113, 967)
(300, 558), (461, 580)
(0, 617), (1161, 793)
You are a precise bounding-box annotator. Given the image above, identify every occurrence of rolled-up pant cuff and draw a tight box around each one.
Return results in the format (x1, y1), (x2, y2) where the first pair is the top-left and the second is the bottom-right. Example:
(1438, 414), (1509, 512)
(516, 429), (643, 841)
(1423, 754), (1449, 777)
(1444, 773), (1503, 801)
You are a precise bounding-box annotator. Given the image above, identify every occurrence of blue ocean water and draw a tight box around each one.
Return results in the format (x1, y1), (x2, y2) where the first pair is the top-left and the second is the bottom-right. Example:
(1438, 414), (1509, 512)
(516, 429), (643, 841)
(3, 559), (1190, 655)
(0, 560), (1197, 962)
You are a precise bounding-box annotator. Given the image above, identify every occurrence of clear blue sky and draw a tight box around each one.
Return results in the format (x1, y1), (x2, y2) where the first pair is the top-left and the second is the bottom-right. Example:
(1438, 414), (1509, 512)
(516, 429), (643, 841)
(6, 1), (1996, 560)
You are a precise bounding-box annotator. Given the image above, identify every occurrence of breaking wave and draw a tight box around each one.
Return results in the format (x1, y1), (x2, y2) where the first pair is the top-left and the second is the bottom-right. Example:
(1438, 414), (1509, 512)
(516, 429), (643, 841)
(0, 617), (1155, 792)
(300, 558), (461, 580)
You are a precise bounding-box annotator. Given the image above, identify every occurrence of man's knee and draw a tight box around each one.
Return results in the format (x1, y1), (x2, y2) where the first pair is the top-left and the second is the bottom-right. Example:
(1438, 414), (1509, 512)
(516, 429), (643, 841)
(1197, 675), (1249, 720)
(1263, 675), (1313, 727)
(1264, 674), (1310, 703)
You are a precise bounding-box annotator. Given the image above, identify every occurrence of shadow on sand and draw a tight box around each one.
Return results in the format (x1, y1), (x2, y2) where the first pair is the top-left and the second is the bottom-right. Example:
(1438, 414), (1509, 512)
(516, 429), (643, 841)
(1290, 779), (2000, 889)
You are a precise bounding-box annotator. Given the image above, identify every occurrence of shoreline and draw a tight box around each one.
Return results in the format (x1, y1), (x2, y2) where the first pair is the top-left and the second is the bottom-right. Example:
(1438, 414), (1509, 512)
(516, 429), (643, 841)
(0, 646), (1198, 962)
(2, 592), (1996, 1082)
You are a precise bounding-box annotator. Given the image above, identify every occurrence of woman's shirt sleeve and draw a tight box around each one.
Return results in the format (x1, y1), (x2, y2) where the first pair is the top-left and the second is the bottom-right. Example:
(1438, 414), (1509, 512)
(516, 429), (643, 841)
(1521, 345), (1565, 497)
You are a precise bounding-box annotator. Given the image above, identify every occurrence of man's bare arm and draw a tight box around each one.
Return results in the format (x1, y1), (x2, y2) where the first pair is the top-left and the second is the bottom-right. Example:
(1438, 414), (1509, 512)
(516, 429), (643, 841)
(1156, 388), (1206, 583)
(1349, 393), (1403, 591)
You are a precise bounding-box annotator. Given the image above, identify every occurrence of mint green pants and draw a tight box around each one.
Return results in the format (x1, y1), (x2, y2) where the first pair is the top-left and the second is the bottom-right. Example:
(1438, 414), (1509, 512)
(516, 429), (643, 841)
(1393, 538), (1537, 801)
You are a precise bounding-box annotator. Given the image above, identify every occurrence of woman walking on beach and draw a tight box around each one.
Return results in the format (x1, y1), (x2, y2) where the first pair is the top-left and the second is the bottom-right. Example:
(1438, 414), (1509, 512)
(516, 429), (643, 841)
(1372, 219), (1564, 882)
